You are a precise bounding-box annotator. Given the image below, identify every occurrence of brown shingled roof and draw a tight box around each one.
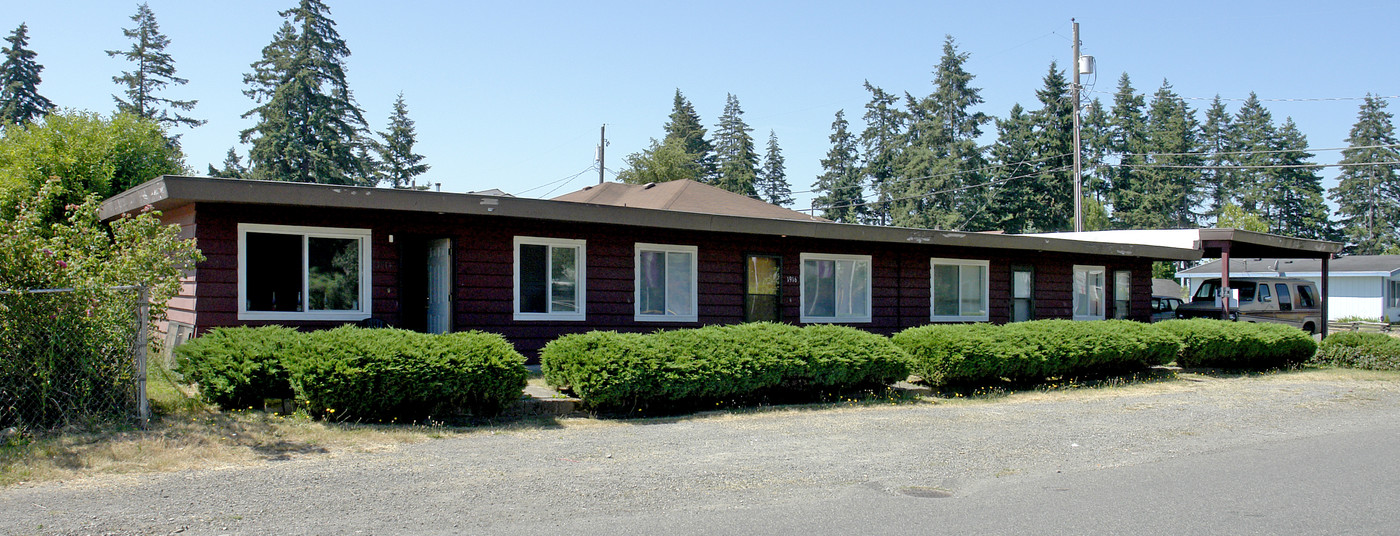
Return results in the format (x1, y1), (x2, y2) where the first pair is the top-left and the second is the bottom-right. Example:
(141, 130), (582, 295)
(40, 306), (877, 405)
(552, 180), (827, 222)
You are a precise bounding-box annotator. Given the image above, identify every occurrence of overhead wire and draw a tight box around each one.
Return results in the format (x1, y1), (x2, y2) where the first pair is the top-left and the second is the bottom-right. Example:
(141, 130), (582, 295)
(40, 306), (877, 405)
(515, 165), (596, 196)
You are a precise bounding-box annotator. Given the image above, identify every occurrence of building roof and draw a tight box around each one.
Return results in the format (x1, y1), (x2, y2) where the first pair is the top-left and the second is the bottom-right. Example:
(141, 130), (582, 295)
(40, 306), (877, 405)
(100, 175), (1203, 261)
(1178, 256), (1400, 278)
(552, 180), (825, 222)
(1023, 229), (1342, 259)
(1152, 278), (1184, 298)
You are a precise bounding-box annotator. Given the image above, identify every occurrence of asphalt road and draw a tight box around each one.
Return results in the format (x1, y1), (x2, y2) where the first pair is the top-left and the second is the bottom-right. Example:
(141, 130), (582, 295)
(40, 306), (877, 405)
(3, 372), (1399, 535)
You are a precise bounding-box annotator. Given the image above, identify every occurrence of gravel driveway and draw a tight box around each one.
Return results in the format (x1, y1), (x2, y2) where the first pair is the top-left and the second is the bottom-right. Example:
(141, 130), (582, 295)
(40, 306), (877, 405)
(3, 370), (1398, 535)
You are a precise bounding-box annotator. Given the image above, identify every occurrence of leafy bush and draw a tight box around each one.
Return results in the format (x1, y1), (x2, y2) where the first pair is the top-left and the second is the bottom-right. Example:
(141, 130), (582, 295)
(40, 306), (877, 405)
(1313, 332), (1400, 371)
(286, 327), (528, 422)
(893, 320), (1182, 385)
(540, 323), (910, 412)
(1155, 318), (1316, 369)
(174, 326), (301, 410)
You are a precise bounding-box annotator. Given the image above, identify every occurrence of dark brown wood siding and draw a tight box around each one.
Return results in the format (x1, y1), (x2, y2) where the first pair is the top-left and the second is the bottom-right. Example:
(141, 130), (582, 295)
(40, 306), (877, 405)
(178, 202), (1157, 357)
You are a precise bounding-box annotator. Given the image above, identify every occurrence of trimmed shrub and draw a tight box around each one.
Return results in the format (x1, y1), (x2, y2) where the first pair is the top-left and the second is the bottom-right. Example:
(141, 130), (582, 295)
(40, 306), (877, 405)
(1155, 318), (1317, 369)
(287, 327), (528, 421)
(893, 320), (1182, 386)
(174, 326), (301, 410)
(1313, 332), (1400, 371)
(539, 322), (910, 412)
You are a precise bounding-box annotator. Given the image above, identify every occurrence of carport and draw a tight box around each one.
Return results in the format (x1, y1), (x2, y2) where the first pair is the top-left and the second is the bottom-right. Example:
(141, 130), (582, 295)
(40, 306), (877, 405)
(1026, 229), (1344, 336)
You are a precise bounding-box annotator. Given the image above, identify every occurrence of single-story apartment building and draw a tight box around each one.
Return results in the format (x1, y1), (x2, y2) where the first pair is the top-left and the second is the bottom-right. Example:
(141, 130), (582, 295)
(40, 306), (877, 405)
(1179, 256), (1400, 322)
(99, 176), (1335, 357)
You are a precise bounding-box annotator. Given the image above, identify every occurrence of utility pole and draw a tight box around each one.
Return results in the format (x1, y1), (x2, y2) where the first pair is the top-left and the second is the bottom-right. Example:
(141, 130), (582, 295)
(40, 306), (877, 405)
(597, 124), (607, 184)
(1071, 19), (1084, 232)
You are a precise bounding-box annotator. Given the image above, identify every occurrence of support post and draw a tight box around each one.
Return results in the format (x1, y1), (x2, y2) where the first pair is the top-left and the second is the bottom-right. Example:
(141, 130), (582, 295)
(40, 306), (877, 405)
(1320, 254), (1330, 339)
(1220, 245), (1232, 320)
(135, 286), (150, 428)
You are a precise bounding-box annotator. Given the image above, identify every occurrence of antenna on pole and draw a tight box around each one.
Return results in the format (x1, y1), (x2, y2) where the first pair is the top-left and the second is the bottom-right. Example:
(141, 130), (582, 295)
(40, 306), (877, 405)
(597, 124), (607, 184)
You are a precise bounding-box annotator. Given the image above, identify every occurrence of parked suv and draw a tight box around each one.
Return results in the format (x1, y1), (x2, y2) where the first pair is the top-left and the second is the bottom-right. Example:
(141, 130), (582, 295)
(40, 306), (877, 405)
(1174, 277), (1322, 334)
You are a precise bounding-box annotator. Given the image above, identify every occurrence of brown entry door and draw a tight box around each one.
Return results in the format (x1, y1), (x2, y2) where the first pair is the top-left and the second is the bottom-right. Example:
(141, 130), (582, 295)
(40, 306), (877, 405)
(745, 255), (782, 323)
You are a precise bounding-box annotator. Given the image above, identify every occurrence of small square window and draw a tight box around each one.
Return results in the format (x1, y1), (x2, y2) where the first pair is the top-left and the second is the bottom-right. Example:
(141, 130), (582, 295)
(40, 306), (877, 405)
(635, 243), (698, 322)
(930, 258), (989, 322)
(800, 253), (871, 323)
(514, 237), (586, 321)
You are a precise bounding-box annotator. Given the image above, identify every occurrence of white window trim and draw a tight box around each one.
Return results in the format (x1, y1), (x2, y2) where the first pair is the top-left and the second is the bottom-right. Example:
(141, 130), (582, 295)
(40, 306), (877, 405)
(634, 243), (699, 323)
(799, 253), (872, 324)
(1073, 264), (1107, 321)
(929, 258), (990, 322)
(1113, 270), (1132, 319)
(237, 223), (372, 322)
(513, 236), (587, 321)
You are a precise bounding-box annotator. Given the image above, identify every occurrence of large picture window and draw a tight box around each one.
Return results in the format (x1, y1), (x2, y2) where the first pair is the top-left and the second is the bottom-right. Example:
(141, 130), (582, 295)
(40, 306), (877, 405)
(930, 258), (989, 322)
(635, 243), (697, 322)
(514, 237), (585, 321)
(1073, 265), (1106, 321)
(238, 224), (371, 321)
(800, 253), (871, 323)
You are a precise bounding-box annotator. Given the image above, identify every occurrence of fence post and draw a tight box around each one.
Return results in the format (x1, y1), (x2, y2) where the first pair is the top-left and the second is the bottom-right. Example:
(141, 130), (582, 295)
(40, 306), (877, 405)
(135, 286), (150, 428)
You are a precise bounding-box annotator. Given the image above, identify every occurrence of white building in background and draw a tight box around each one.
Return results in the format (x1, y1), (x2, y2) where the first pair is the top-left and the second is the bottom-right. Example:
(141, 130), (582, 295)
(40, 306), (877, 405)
(1177, 256), (1400, 322)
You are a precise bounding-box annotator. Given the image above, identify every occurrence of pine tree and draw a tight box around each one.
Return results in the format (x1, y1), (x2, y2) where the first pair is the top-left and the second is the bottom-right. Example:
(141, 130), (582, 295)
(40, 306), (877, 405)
(106, 3), (203, 130)
(859, 81), (903, 225)
(240, 1), (371, 185)
(1026, 61), (1074, 232)
(1080, 97), (1113, 203)
(757, 130), (792, 206)
(207, 147), (250, 179)
(712, 93), (759, 197)
(373, 92), (429, 188)
(663, 89), (716, 182)
(1123, 80), (1201, 229)
(986, 104), (1039, 233)
(1330, 95), (1400, 254)
(1268, 118), (1330, 239)
(1229, 93), (1276, 217)
(812, 110), (864, 223)
(0, 23), (55, 126)
(1200, 95), (1234, 220)
(1106, 73), (1147, 228)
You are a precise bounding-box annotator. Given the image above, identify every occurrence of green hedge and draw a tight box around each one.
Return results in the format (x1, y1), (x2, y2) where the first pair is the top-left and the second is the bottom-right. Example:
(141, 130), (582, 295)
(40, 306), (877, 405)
(174, 326), (301, 410)
(539, 323), (909, 412)
(1313, 331), (1400, 371)
(892, 320), (1182, 385)
(176, 326), (528, 421)
(1155, 319), (1317, 369)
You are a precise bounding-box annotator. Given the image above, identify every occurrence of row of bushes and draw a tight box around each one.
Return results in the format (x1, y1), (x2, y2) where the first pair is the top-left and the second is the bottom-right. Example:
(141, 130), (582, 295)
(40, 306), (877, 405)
(1155, 319), (1317, 369)
(175, 326), (528, 422)
(1313, 332), (1400, 371)
(540, 323), (909, 412)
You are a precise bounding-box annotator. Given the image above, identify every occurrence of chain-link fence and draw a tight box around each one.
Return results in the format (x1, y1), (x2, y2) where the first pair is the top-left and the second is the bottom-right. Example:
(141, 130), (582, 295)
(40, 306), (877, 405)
(0, 285), (149, 432)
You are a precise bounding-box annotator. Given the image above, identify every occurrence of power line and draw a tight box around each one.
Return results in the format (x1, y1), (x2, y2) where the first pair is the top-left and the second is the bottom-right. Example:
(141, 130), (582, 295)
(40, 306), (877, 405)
(790, 151), (1074, 196)
(1120, 160), (1400, 171)
(515, 165), (596, 196)
(1103, 143), (1400, 159)
(803, 165), (1071, 214)
(1086, 90), (1400, 103)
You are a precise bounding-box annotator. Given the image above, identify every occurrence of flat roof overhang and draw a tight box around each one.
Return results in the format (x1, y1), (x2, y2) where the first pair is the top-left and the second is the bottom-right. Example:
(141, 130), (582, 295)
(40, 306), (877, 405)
(102, 176), (1203, 261)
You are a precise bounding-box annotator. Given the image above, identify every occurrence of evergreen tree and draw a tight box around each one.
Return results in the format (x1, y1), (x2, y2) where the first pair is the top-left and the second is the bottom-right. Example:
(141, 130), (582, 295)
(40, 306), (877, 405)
(240, 1), (371, 185)
(859, 81), (903, 225)
(1200, 95), (1234, 220)
(1120, 80), (1201, 229)
(0, 23), (54, 126)
(663, 89), (716, 182)
(373, 92), (429, 188)
(711, 93), (759, 197)
(812, 110), (864, 223)
(1229, 92), (1276, 216)
(1080, 97), (1113, 203)
(106, 3), (203, 131)
(1026, 61), (1074, 232)
(757, 130), (792, 206)
(986, 104), (1039, 233)
(1330, 95), (1400, 254)
(1106, 73), (1147, 227)
(207, 147), (250, 179)
(1268, 118), (1330, 239)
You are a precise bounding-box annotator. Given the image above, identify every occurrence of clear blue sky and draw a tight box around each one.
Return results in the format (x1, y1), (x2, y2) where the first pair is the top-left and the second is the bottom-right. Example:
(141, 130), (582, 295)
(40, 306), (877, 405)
(8, 1), (1398, 209)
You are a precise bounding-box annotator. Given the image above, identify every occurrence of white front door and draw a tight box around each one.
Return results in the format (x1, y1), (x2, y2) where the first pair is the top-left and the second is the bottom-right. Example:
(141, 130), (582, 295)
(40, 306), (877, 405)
(426, 238), (451, 334)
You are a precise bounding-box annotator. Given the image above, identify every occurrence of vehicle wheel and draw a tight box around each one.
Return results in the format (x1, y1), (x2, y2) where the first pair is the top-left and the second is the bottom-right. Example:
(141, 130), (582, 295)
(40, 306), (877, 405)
(1302, 322), (1315, 335)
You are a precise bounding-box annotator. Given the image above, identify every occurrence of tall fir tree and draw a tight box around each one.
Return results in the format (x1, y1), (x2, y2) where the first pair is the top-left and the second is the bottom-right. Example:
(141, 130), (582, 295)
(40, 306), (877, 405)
(812, 110), (864, 223)
(1025, 61), (1074, 232)
(663, 89), (716, 182)
(207, 147), (250, 179)
(711, 93), (759, 197)
(374, 92), (429, 188)
(986, 104), (1039, 233)
(1200, 95), (1235, 220)
(0, 23), (54, 126)
(1268, 118), (1330, 239)
(1228, 92), (1276, 217)
(859, 81), (903, 225)
(106, 3), (203, 131)
(240, 0), (371, 185)
(1106, 73), (1147, 227)
(1080, 97), (1113, 203)
(757, 130), (792, 206)
(1121, 80), (1201, 229)
(1329, 95), (1400, 253)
